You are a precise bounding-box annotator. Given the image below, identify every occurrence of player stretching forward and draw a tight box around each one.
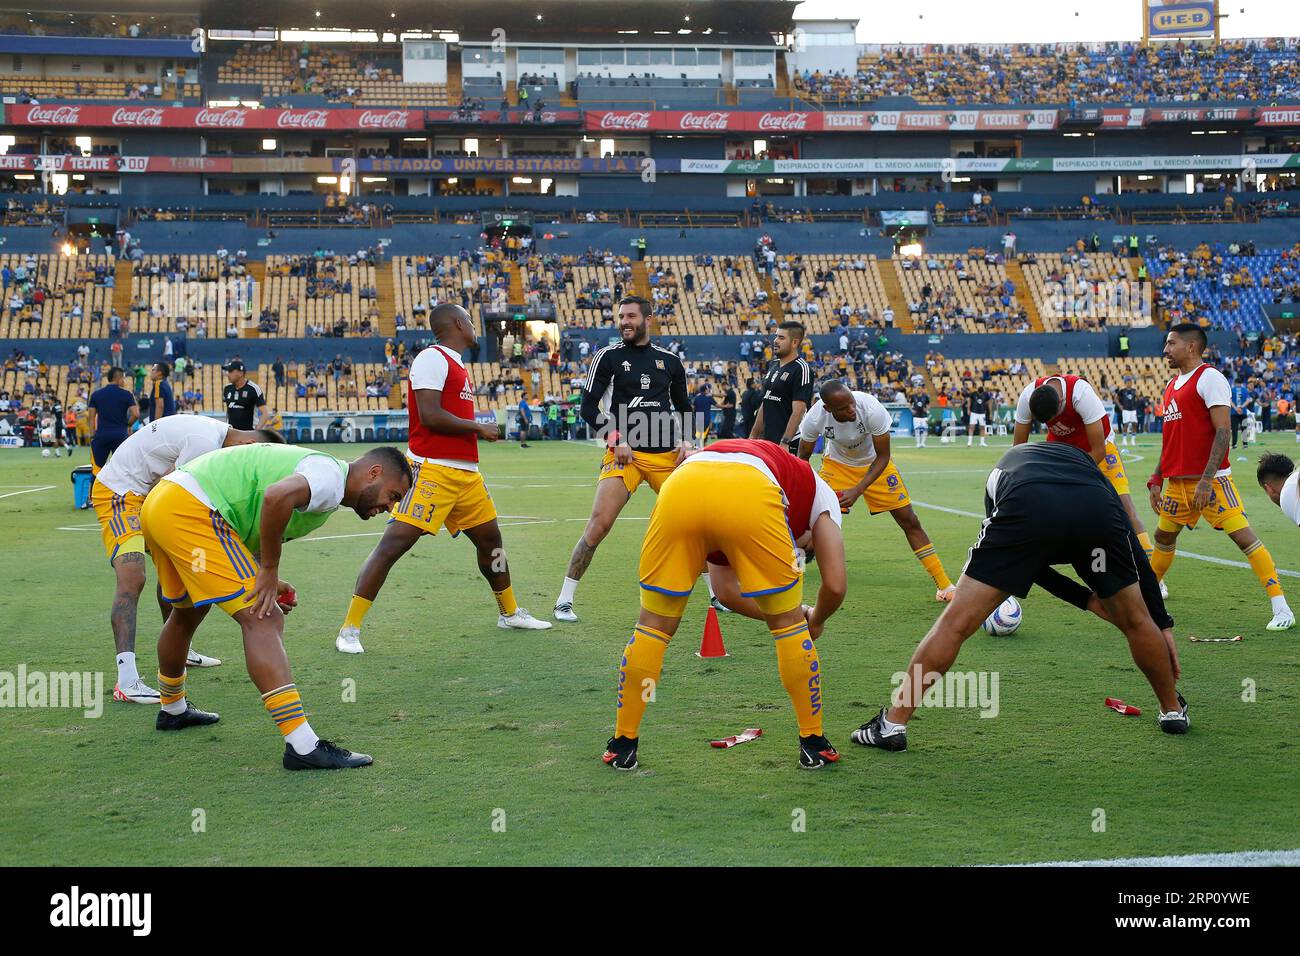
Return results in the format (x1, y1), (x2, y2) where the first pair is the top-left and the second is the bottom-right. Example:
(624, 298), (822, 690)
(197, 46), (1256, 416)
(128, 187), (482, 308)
(603, 438), (847, 772)
(141, 442), (412, 768)
(797, 380), (956, 601)
(851, 441), (1187, 755)
(338, 304), (551, 653)
(553, 295), (693, 622)
(92, 416), (281, 702)
(1147, 324), (1294, 631)
(1258, 452), (1300, 525)
(1013, 371), (1157, 571)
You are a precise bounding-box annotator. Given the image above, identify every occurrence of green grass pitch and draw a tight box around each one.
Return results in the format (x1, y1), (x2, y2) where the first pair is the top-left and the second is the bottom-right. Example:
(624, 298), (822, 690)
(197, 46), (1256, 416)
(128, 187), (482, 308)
(0, 436), (1297, 865)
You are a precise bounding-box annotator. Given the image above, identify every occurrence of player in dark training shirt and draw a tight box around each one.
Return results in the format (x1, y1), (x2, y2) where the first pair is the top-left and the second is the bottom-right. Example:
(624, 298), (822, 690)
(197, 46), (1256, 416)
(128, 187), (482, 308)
(750, 321), (813, 449)
(88, 366), (139, 473)
(554, 295), (693, 622)
(222, 360), (267, 431)
(1117, 377), (1141, 447)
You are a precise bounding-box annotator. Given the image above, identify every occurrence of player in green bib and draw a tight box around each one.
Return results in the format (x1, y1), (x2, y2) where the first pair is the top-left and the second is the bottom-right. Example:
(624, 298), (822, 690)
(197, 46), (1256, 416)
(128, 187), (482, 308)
(140, 443), (413, 770)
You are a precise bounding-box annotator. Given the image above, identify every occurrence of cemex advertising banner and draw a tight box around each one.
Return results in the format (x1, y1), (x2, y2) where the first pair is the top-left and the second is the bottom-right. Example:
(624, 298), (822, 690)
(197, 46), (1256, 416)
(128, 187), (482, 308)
(4, 105), (424, 130)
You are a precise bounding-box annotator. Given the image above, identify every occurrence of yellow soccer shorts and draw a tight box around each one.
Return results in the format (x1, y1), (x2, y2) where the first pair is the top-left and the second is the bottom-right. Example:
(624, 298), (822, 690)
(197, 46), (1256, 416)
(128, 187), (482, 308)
(819, 457), (911, 515)
(599, 448), (680, 495)
(389, 458), (497, 536)
(139, 480), (259, 616)
(1158, 474), (1249, 533)
(91, 480), (146, 564)
(639, 461), (803, 617)
(1099, 441), (1130, 497)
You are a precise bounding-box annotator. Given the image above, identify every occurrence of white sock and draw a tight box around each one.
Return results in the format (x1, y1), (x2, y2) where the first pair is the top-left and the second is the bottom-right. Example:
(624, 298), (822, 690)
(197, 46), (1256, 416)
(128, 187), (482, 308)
(882, 713), (906, 732)
(557, 576), (579, 606)
(162, 696), (187, 715)
(703, 571), (716, 600)
(116, 651), (139, 687)
(1271, 594), (1291, 616)
(286, 721), (321, 756)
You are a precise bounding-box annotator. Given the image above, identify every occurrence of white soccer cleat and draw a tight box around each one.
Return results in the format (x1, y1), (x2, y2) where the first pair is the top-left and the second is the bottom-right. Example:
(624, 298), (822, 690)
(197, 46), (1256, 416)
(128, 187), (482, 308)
(1266, 609), (1296, 632)
(186, 648), (222, 668)
(553, 602), (579, 623)
(936, 585), (957, 603)
(1159, 579), (1169, 600)
(113, 678), (160, 704)
(335, 625), (365, 654)
(499, 607), (553, 630)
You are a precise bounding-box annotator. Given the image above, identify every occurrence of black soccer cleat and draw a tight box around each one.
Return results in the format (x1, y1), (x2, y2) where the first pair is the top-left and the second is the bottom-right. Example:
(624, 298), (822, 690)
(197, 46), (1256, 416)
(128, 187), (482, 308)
(602, 735), (638, 771)
(283, 739), (373, 770)
(798, 734), (840, 769)
(155, 700), (220, 731)
(850, 708), (908, 752)
(1158, 693), (1190, 735)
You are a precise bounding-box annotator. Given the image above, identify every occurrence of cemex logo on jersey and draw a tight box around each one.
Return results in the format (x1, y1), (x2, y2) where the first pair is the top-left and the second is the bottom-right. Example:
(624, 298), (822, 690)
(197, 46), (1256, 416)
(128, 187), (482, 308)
(1165, 399), (1183, 423)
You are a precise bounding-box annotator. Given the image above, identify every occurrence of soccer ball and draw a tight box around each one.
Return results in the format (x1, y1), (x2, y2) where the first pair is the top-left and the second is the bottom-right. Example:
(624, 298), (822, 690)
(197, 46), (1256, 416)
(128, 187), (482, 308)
(983, 597), (1022, 635)
(41, 449), (51, 458)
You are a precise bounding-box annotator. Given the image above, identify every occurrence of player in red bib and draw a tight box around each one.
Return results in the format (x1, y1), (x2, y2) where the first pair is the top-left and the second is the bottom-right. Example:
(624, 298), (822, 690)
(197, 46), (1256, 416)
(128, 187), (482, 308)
(603, 438), (848, 772)
(1013, 372), (1156, 567)
(336, 304), (551, 653)
(1147, 323), (1293, 631)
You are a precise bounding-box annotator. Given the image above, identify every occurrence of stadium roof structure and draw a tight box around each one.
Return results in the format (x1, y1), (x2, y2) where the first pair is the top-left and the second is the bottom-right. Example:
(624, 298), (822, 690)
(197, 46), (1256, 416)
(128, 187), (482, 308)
(17, 0), (800, 39)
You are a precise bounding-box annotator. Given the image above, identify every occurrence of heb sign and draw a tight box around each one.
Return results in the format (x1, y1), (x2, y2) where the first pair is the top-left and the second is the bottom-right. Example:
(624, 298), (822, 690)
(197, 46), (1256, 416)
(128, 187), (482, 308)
(5, 105), (424, 131)
(1147, 1), (1217, 38)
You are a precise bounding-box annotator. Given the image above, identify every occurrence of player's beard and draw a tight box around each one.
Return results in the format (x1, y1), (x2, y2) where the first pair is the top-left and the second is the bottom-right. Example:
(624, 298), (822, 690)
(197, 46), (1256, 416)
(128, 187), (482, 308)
(352, 484), (387, 520)
(621, 317), (649, 345)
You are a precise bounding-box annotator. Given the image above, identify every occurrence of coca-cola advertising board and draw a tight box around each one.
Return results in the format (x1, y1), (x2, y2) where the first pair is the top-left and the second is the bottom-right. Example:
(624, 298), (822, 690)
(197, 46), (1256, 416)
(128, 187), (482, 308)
(5, 105), (423, 130)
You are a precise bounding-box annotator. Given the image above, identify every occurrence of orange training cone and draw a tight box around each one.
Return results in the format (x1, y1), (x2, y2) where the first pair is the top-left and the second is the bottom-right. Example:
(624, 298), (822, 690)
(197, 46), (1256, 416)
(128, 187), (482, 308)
(696, 607), (729, 658)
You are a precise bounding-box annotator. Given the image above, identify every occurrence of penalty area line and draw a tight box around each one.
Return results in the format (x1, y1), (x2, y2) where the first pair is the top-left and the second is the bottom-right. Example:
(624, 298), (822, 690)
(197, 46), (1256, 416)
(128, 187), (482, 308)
(0, 484), (56, 500)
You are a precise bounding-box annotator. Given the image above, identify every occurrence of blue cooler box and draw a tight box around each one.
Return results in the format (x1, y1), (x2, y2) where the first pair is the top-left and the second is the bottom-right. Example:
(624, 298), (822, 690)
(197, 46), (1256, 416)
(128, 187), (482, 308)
(71, 465), (95, 510)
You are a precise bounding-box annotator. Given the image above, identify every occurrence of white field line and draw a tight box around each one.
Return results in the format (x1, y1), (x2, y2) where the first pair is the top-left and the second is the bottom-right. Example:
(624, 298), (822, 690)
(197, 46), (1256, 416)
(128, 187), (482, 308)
(909, 499), (1300, 579)
(1010, 848), (1300, 867)
(0, 484), (56, 500)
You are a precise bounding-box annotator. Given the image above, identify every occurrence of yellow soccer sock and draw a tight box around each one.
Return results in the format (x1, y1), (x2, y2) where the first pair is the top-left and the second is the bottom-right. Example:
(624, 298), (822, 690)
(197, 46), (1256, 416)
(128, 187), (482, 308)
(158, 671), (186, 714)
(1243, 540), (1284, 598)
(261, 683), (308, 737)
(614, 624), (670, 740)
(913, 544), (953, 590)
(493, 586), (518, 617)
(1150, 541), (1175, 581)
(343, 595), (373, 630)
(1136, 531), (1154, 563)
(773, 620), (823, 738)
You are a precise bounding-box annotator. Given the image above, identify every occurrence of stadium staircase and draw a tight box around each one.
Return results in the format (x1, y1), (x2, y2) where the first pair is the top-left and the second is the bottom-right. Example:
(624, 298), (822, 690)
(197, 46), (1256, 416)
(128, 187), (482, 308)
(723, 85), (739, 106)
(244, 261), (266, 338)
(506, 261), (524, 303)
(447, 51), (462, 104)
(112, 261), (133, 319)
(375, 264), (396, 337)
(505, 81), (518, 106)
(775, 52), (791, 98)
(878, 262), (915, 333)
(630, 261), (657, 333)
(761, 274), (784, 322)
(1004, 260), (1045, 332)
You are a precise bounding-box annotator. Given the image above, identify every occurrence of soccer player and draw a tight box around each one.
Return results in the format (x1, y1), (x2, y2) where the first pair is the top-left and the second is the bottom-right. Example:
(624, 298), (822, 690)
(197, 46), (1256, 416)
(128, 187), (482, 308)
(92, 416), (284, 702)
(1116, 376), (1141, 447)
(87, 367), (138, 474)
(603, 437), (847, 772)
(222, 360), (266, 431)
(797, 380), (955, 601)
(851, 440), (1188, 754)
(147, 362), (175, 423)
(553, 295), (693, 623)
(1257, 452), (1300, 524)
(1147, 324), (1294, 631)
(965, 386), (990, 447)
(48, 393), (72, 458)
(910, 388), (930, 448)
(141, 442), (412, 769)
(337, 304), (551, 654)
(1013, 371), (1156, 569)
(749, 321), (812, 449)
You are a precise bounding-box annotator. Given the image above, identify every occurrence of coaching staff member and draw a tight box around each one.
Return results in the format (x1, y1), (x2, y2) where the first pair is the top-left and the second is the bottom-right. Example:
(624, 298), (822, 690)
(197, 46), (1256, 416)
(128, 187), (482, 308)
(222, 360), (266, 431)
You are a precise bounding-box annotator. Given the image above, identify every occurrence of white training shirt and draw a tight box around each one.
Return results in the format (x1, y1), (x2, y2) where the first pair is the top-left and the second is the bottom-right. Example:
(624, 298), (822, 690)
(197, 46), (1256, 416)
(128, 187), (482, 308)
(1172, 364), (1232, 408)
(1280, 471), (1300, 527)
(684, 450), (842, 530)
(406, 344), (478, 472)
(96, 415), (230, 497)
(163, 451), (345, 515)
(1014, 376), (1106, 426)
(798, 391), (893, 467)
